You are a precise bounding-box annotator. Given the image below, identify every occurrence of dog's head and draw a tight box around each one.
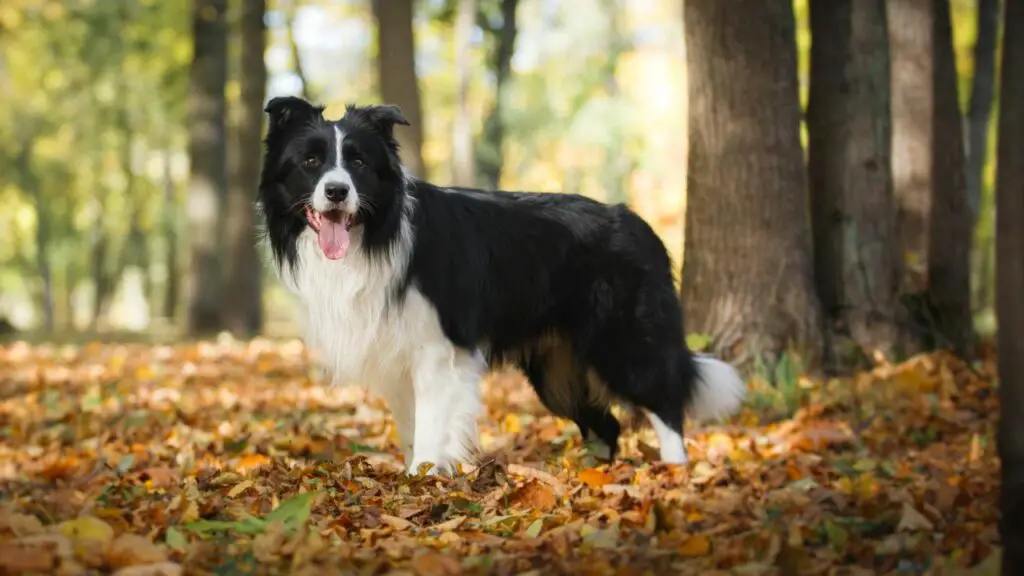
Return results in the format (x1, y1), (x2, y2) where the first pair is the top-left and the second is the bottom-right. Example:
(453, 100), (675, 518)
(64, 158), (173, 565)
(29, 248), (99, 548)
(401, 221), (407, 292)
(258, 96), (410, 266)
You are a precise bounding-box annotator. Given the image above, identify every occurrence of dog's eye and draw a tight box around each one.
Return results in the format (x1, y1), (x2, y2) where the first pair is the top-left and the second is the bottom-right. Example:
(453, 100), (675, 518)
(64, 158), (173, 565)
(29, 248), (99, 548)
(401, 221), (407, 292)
(351, 158), (365, 168)
(301, 156), (321, 168)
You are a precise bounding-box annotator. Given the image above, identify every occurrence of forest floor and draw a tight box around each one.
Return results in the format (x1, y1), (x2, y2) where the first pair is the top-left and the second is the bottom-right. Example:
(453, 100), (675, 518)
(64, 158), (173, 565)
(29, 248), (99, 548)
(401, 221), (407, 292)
(0, 337), (1001, 575)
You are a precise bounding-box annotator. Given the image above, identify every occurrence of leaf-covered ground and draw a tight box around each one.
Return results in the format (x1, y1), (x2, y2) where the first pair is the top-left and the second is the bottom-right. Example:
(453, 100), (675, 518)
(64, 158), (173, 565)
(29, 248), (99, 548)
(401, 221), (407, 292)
(0, 338), (1001, 575)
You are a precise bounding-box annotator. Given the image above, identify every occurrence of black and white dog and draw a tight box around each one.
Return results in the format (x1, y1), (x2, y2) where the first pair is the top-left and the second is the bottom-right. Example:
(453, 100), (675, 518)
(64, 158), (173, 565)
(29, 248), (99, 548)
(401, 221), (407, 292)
(257, 97), (746, 474)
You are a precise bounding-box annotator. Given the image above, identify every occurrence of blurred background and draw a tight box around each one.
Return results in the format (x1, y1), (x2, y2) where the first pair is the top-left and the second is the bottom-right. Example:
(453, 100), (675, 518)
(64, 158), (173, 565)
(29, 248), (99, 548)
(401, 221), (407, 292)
(0, 0), (1001, 365)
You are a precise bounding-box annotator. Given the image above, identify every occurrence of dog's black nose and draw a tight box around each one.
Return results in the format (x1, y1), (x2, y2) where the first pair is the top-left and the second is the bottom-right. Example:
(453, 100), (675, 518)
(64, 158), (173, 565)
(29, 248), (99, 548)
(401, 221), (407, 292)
(324, 183), (349, 203)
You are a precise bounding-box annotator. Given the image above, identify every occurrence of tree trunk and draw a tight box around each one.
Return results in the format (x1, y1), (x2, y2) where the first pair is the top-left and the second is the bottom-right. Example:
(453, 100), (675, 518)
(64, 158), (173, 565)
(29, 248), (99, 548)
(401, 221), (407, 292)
(186, 0), (229, 336)
(373, 0), (426, 178)
(19, 143), (54, 333)
(682, 0), (824, 365)
(888, 0), (974, 357)
(477, 0), (519, 190)
(807, 0), (903, 362)
(222, 0), (266, 337)
(162, 148), (179, 323)
(997, 1), (1024, 570)
(888, 0), (933, 292)
(451, 0), (477, 187)
(966, 0), (1000, 223)
(927, 0), (974, 357)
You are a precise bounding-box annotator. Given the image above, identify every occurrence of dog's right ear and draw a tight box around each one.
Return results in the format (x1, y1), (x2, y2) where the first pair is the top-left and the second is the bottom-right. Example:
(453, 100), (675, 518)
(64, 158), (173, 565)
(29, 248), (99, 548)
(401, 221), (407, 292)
(264, 96), (324, 134)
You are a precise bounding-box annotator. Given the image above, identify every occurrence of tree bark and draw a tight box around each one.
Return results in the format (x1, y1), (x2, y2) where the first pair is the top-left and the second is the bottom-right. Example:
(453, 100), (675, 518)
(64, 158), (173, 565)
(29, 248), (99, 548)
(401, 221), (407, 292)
(186, 0), (229, 336)
(807, 0), (903, 362)
(222, 0), (266, 337)
(477, 0), (519, 190)
(682, 0), (823, 365)
(373, 0), (426, 178)
(966, 0), (1000, 223)
(997, 2), (1024, 570)
(888, 0), (933, 291)
(927, 0), (974, 357)
(888, 0), (974, 357)
(451, 0), (477, 187)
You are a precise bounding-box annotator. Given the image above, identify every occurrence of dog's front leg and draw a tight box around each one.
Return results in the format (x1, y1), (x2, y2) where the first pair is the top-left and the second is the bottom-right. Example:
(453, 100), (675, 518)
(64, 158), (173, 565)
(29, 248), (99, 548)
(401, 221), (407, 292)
(408, 345), (483, 475)
(377, 382), (416, 468)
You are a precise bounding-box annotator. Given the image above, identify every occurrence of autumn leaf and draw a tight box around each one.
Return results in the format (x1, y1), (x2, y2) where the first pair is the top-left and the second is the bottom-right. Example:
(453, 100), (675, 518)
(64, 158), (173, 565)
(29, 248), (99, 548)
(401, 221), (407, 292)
(0, 341), (1000, 574)
(578, 467), (613, 489)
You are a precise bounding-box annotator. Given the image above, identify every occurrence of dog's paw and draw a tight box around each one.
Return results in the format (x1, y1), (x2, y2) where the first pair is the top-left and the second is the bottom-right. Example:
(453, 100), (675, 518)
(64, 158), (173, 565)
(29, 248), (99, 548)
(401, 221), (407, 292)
(407, 458), (457, 477)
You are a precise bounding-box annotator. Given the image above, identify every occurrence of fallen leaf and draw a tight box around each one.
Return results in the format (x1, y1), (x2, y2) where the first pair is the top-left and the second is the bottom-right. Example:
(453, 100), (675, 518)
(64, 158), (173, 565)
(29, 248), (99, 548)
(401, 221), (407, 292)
(897, 502), (935, 532)
(578, 468), (612, 489)
(509, 480), (557, 512)
(411, 550), (462, 575)
(110, 562), (183, 576)
(107, 533), (169, 568)
(679, 534), (711, 557)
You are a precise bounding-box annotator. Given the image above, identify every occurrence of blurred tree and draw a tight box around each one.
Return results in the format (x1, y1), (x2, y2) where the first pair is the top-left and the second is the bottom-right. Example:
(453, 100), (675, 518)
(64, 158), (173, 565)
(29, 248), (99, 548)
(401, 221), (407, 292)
(889, 0), (974, 357)
(997, 0), (1024, 568)
(451, 0), (477, 187)
(372, 0), (425, 178)
(807, 0), (905, 363)
(682, 0), (823, 366)
(281, 0), (314, 101)
(476, 0), (519, 190)
(186, 0), (229, 335)
(966, 0), (1001, 223)
(222, 0), (266, 336)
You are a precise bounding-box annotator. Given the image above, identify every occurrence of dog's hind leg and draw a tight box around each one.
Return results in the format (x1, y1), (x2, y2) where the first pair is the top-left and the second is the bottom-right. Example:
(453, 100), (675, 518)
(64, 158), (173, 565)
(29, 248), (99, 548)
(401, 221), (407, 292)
(520, 336), (622, 460)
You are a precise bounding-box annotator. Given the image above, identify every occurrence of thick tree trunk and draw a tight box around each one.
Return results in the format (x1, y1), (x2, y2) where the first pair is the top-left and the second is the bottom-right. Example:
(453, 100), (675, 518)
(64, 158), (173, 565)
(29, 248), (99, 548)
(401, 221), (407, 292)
(451, 0), (477, 187)
(807, 0), (903, 362)
(186, 0), (229, 336)
(997, 2), (1024, 570)
(927, 0), (974, 357)
(966, 0), (1000, 222)
(373, 0), (426, 178)
(222, 0), (266, 337)
(477, 0), (519, 190)
(888, 0), (933, 291)
(888, 0), (974, 357)
(682, 0), (823, 365)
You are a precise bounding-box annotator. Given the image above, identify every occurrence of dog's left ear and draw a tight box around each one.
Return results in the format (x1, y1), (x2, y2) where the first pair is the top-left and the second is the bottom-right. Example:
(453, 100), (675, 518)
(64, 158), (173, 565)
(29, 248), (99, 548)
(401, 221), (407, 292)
(361, 104), (411, 139)
(264, 96), (324, 135)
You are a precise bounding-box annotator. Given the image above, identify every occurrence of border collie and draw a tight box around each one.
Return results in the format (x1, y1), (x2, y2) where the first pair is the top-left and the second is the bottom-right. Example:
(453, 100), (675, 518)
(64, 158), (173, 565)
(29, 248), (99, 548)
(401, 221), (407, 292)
(257, 96), (746, 474)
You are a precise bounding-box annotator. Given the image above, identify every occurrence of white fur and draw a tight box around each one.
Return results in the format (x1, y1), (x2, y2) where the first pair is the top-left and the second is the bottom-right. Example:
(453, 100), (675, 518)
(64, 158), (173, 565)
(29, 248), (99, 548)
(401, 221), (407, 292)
(645, 411), (688, 464)
(688, 355), (747, 421)
(311, 127), (360, 215)
(277, 199), (483, 474)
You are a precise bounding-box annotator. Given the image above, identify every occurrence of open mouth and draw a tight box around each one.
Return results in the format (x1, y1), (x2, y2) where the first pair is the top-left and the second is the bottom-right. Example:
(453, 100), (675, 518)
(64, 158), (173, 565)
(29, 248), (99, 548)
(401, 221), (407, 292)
(305, 206), (355, 260)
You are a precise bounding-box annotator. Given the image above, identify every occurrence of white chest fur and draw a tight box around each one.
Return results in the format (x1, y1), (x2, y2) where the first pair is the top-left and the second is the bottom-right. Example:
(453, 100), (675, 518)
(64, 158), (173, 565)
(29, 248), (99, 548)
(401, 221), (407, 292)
(282, 228), (428, 387)
(277, 227), (485, 472)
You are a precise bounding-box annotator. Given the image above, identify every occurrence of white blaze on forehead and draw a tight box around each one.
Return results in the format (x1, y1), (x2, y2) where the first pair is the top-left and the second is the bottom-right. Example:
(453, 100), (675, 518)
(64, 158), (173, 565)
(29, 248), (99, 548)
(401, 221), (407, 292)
(311, 126), (359, 214)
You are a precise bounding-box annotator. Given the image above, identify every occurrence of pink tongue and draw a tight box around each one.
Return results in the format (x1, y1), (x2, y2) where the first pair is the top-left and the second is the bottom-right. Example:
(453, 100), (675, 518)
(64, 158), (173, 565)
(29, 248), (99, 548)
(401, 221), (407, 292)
(317, 220), (350, 260)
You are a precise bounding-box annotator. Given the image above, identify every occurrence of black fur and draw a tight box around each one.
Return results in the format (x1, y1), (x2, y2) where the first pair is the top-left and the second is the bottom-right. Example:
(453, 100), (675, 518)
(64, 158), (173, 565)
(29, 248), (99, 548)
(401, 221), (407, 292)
(258, 98), (705, 459)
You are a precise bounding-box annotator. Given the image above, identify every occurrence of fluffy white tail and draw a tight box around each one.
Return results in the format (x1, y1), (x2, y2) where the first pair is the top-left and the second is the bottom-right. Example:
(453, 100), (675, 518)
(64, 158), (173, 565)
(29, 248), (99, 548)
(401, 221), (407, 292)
(686, 355), (747, 421)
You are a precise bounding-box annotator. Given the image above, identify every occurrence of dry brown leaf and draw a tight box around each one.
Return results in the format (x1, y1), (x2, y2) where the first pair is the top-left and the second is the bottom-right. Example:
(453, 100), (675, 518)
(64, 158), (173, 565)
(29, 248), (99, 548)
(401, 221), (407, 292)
(107, 534), (169, 568)
(411, 550), (462, 575)
(897, 502), (935, 532)
(380, 513), (415, 531)
(509, 480), (558, 512)
(110, 562), (183, 576)
(678, 534), (711, 557)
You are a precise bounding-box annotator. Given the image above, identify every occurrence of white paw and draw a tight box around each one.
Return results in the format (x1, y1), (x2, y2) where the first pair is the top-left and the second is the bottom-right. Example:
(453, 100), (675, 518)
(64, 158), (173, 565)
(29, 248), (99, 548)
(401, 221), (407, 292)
(408, 458), (455, 476)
